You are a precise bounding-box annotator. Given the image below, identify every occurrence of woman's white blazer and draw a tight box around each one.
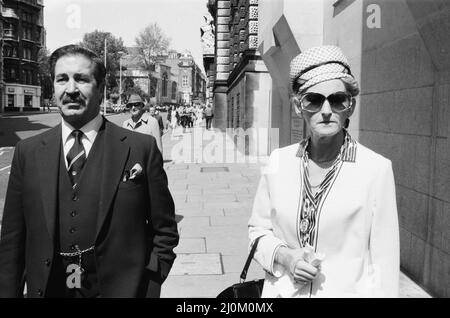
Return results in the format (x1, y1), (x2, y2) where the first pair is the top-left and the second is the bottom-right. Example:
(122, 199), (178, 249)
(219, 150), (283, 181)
(248, 142), (400, 297)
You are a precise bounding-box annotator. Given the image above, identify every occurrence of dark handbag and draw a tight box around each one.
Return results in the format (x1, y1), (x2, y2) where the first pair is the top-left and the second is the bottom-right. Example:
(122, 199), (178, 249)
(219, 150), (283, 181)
(217, 236), (265, 298)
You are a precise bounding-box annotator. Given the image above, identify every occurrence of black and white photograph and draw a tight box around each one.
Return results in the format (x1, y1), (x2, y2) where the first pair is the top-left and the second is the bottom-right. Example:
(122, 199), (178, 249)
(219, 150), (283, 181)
(0, 0), (447, 302)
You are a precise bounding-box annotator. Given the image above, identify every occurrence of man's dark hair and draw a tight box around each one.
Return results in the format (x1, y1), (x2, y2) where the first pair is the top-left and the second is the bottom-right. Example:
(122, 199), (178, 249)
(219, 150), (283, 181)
(49, 44), (106, 87)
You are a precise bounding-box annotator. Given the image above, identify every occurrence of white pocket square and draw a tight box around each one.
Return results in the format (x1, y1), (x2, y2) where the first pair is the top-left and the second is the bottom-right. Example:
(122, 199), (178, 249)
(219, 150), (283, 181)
(122, 163), (143, 182)
(129, 163), (143, 180)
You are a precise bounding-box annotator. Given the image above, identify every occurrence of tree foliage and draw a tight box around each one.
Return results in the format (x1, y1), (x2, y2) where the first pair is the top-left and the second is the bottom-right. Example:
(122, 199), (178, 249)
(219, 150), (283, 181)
(135, 23), (170, 72)
(38, 48), (53, 99)
(80, 30), (127, 89)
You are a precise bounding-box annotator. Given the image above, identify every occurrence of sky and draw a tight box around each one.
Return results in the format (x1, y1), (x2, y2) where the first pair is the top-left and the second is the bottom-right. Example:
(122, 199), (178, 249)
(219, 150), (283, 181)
(44, 0), (209, 72)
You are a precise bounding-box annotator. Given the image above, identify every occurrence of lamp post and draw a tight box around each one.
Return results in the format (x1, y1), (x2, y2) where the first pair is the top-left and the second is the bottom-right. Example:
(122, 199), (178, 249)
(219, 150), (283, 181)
(117, 51), (125, 106)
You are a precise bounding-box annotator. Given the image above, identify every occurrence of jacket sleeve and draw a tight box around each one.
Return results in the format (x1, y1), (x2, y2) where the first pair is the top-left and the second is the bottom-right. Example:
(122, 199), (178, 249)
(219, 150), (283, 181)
(369, 159), (400, 297)
(248, 149), (287, 277)
(144, 136), (179, 287)
(0, 143), (26, 297)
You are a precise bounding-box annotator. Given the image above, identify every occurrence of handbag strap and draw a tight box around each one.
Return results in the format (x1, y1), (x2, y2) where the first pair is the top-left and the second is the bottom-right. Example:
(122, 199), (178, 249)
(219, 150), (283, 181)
(239, 236), (263, 282)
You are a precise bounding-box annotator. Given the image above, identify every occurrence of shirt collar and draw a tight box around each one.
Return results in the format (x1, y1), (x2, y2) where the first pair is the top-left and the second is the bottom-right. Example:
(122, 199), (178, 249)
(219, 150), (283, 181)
(296, 129), (357, 162)
(61, 113), (103, 145)
(127, 113), (149, 129)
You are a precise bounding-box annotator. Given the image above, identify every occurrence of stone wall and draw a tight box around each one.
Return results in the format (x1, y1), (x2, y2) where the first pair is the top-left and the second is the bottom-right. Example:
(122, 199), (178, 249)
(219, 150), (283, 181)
(212, 0), (231, 130)
(355, 0), (449, 297)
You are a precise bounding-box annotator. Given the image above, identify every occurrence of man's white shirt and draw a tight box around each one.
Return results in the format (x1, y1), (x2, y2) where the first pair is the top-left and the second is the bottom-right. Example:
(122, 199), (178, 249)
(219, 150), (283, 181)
(61, 113), (103, 168)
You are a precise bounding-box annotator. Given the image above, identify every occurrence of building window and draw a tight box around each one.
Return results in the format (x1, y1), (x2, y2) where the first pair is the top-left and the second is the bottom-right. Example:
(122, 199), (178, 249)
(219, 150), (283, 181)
(182, 75), (188, 87)
(171, 82), (177, 100)
(4, 23), (15, 38)
(10, 68), (16, 81)
(23, 27), (33, 40)
(162, 73), (168, 97)
(7, 94), (15, 107)
(5, 46), (19, 58)
(150, 77), (157, 97)
(23, 48), (31, 60)
(24, 95), (33, 107)
(25, 70), (34, 85)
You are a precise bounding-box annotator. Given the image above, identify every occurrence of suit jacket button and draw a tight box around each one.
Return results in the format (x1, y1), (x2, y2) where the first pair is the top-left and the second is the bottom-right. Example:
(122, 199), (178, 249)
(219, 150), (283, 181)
(37, 289), (43, 297)
(44, 259), (51, 266)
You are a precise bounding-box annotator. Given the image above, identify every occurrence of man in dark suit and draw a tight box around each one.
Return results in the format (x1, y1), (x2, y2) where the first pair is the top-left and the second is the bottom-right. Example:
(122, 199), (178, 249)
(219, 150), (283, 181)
(0, 45), (179, 298)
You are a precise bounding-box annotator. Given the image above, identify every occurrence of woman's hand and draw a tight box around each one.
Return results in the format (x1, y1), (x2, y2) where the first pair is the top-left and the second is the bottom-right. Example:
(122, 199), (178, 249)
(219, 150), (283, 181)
(275, 246), (320, 284)
(289, 258), (319, 284)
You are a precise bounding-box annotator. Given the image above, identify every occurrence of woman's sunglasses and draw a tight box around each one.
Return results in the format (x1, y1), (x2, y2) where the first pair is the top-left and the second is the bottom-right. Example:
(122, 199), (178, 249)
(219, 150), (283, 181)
(299, 91), (352, 113)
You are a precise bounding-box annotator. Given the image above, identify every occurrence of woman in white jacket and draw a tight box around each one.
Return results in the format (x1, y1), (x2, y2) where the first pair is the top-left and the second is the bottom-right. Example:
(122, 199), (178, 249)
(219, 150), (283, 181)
(248, 45), (400, 297)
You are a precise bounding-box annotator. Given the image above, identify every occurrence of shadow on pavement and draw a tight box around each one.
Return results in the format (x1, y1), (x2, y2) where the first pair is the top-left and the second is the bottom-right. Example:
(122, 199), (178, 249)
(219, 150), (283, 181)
(0, 116), (54, 147)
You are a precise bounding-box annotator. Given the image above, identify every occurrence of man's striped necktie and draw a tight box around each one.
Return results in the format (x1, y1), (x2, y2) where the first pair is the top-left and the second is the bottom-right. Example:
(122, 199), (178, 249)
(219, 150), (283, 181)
(66, 130), (86, 187)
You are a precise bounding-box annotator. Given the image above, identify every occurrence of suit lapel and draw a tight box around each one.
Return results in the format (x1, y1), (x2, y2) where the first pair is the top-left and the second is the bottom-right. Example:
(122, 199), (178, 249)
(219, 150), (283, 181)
(36, 125), (62, 242)
(96, 120), (130, 241)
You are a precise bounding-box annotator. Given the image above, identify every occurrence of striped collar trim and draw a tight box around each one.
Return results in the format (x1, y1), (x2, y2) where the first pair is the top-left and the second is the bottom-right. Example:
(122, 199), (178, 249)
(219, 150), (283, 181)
(296, 129), (357, 162)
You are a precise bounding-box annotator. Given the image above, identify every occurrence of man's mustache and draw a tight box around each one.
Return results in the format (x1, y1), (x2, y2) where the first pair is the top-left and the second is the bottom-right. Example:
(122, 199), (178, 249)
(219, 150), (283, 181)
(62, 96), (85, 106)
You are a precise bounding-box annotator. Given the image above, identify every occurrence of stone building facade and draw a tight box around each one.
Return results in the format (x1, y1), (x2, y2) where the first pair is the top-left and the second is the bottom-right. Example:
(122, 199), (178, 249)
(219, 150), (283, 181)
(201, 11), (215, 108)
(206, 0), (272, 156)
(178, 50), (207, 107)
(120, 48), (206, 107)
(257, 0), (449, 297)
(1, 0), (44, 112)
(0, 0), (4, 112)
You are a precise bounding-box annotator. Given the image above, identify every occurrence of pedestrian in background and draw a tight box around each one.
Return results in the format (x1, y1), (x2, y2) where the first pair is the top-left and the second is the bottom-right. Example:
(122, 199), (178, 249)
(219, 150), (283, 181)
(0, 45), (178, 298)
(149, 106), (164, 137)
(248, 45), (399, 297)
(204, 105), (213, 130)
(195, 106), (204, 127)
(123, 95), (163, 154)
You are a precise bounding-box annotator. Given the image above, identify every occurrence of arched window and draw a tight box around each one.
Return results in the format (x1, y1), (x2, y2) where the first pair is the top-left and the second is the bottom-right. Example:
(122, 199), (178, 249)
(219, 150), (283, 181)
(171, 82), (177, 100)
(162, 73), (168, 97)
